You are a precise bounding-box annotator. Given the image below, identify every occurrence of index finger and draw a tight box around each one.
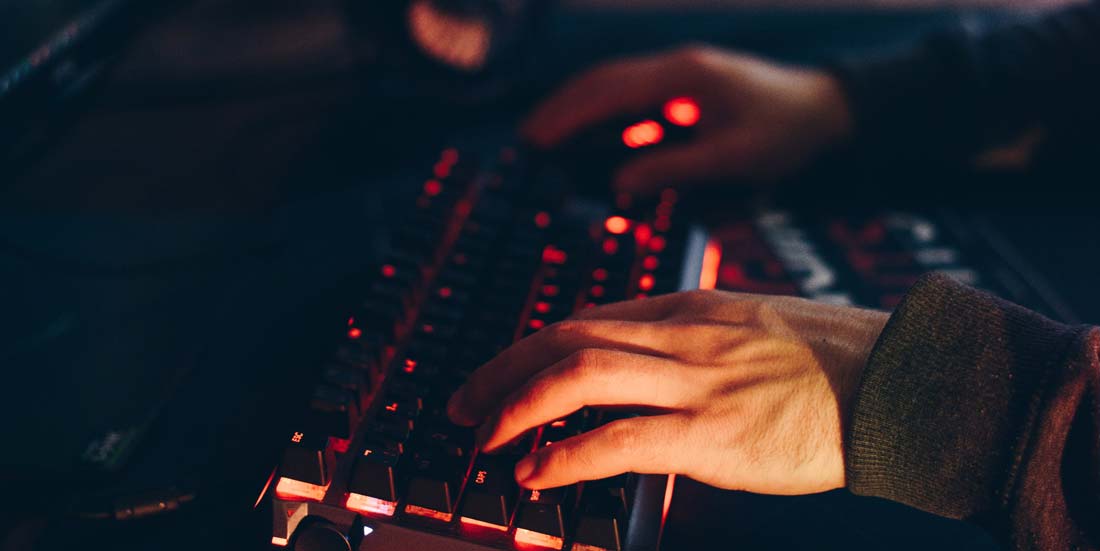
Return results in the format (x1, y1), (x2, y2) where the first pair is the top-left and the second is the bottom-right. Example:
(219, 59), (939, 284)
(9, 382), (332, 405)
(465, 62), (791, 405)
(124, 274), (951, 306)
(521, 51), (685, 147)
(446, 319), (672, 426)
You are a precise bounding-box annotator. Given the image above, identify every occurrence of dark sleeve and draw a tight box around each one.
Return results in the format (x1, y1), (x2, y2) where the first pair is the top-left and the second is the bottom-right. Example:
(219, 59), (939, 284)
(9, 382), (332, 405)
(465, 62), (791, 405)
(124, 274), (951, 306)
(830, 1), (1100, 165)
(846, 273), (1100, 550)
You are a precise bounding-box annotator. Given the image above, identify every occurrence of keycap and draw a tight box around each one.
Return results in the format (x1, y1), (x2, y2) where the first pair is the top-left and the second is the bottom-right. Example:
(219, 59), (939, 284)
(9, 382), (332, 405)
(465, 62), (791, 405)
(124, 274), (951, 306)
(572, 477), (630, 551)
(515, 486), (573, 550)
(401, 448), (467, 522)
(309, 384), (359, 439)
(346, 444), (401, 516)
(321, 364), (370, 409)
(278, 429), (334, 487)
(459, 454), (520, 530)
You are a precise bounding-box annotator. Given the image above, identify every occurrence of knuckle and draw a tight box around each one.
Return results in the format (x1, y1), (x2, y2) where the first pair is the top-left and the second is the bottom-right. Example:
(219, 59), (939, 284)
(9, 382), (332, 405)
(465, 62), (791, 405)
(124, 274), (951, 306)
(562, 348), (603, 379)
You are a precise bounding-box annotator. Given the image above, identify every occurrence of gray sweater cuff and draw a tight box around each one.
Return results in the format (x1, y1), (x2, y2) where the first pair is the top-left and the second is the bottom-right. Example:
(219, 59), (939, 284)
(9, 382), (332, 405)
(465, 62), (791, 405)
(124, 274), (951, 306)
(845, 272), (1080, 520)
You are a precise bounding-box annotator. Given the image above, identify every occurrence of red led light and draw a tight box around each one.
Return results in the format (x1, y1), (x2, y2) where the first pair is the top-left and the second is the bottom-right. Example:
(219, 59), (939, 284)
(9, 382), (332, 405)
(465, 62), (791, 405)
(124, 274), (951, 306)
(421, 324), (434, 334)
(381, 264), (396, 278)
(329, 437), (351, 453)
(590, 285), (605, 298)
(660, 188), (679, 203)
(604, 216), (630, 235)
(529, 319), (546, 330)
(403, 359), (417, 373)
(639, 274), (655, 291)
(535, 302), (552, 314)
(550, 419), (567, 428)
(433, 162), (451, 178)
(656, 202), (674, 217)
(424, 179), (443, 196)
(440, 147), (459, 165)
(622, 120), (665, 149)
(584, 302), (596, 309)
(534, 211), (552, 228)
(700, 239), (722, 290)
(275, 477), (329, 502)
(542, 246), (568, 265)
(654, 216), (671, 232)
(648, 235), (667, 252)
(602, 237), (619, 255)
(541, 285), (559, 297)
(592, 268), (608, 281)
(634, 223), (653, 246)
(438, 286), (453, 298)
(346, 493), (396, 517)
(663, 97), (700, 127)
(643, 256), (659, 271)
(347, 317), (355, 326)
(347, 328), (362, 339)
(386, 402), (399, 412)
(461, 517), (508, 532)
(406, 504), (453, 522)
(515, 528), (564, 550)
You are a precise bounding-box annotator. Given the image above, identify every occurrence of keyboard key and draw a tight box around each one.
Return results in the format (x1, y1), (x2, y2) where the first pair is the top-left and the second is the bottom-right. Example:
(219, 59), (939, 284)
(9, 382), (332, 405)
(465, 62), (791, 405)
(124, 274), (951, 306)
(276, 429), (334, 499)
(346, 444), (401, 516)
(515, 486), (574, 550)
(309, 384), (359, 439)
(572, 477), (630, 551)
(401, 448), (466, 522)
(459, 454), (520, 531)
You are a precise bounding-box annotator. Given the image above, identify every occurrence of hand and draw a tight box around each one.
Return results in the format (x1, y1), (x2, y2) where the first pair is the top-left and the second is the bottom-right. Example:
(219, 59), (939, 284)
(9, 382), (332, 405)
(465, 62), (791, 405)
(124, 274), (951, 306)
(522, 46), (853, 194)
(447, 291), (888, 494)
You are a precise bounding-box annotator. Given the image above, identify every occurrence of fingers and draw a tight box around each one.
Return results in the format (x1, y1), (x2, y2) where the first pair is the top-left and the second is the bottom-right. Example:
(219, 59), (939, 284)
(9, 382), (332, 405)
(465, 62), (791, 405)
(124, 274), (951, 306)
(478, 349), (691, 451)
(613, 136), (753, 194)
(447, 320), (673, 426)
(521, 53), (682, 148)
(514, 414), (692, 489)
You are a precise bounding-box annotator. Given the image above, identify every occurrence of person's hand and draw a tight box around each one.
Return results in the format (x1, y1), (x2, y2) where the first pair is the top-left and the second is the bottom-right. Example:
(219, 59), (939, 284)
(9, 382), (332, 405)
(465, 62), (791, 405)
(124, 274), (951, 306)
(447, 291), (888, 494)
(522, 46), (853, 194)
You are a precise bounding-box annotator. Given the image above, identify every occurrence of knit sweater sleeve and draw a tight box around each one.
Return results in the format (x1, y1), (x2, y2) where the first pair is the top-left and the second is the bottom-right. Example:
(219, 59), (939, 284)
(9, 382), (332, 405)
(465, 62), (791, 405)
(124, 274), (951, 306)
(830, 1), (1100, 166)
(846, 273), (1100, 549)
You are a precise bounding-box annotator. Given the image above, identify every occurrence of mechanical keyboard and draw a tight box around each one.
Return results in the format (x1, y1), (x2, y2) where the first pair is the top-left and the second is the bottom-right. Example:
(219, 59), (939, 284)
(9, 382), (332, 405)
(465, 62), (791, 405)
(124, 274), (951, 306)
(263, 143), (1071, 551)
(267, 145), (701, 550)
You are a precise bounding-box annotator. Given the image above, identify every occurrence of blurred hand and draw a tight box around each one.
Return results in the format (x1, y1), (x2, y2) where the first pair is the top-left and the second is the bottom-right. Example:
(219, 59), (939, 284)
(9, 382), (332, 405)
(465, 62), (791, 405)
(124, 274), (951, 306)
(522, 46), (853, 194)
(447, 291), (888, 494)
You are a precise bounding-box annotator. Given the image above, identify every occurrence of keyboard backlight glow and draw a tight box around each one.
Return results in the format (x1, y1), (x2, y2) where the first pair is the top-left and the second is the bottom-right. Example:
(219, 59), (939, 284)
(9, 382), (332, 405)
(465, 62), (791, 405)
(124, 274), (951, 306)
(604, 216), (630, 235)
(648, 236), (667, 252)
(602, 238), (619, 255)
(381, 264), (396, 278)
(424, 179), (443, 196)
(274, 477), (329, 502)
(592, 268), (608, 281)
(700, 239), (722, 290)
(572, 544), (615, 551)
(643, 256), (659, 271)
(638, 274), (655, 291)
(271, 536), (289, 547)
(621, 120), (664, 149)
(405, 504), (453, 522)
(663, 97), (700, 127)
(534, 212), (552, 228)
(460, 516), (508, 532)
(634, 223), (653, 245)
(515, 528), (564, 550)
(347, 328), (362, 339)
(535, 301), (552, 314)
(346, 493), (396, 517)
(529, 319), (546, 330)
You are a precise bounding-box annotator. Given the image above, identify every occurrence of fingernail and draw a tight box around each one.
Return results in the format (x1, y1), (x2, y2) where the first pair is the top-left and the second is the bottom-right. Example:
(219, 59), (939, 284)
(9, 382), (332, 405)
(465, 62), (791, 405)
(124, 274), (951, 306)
(514, 455), (538, 485)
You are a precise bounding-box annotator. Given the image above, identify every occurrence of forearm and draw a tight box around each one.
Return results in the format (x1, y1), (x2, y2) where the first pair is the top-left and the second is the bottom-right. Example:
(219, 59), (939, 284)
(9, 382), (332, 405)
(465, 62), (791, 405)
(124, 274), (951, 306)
(846, 273), (1100, 549)
(831, 1), (1100, 167)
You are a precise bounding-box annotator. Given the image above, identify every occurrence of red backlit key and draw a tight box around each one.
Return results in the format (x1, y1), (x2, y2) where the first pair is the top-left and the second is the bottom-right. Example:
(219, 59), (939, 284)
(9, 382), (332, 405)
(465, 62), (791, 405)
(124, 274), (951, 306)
(278, 430), (334, 489)
(515, 486), (574, 549)
(459, 454), (521, 531)
(347, 444), (401, 515)
(573, 476), (630, 551)
(401, 448), (467, 522)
